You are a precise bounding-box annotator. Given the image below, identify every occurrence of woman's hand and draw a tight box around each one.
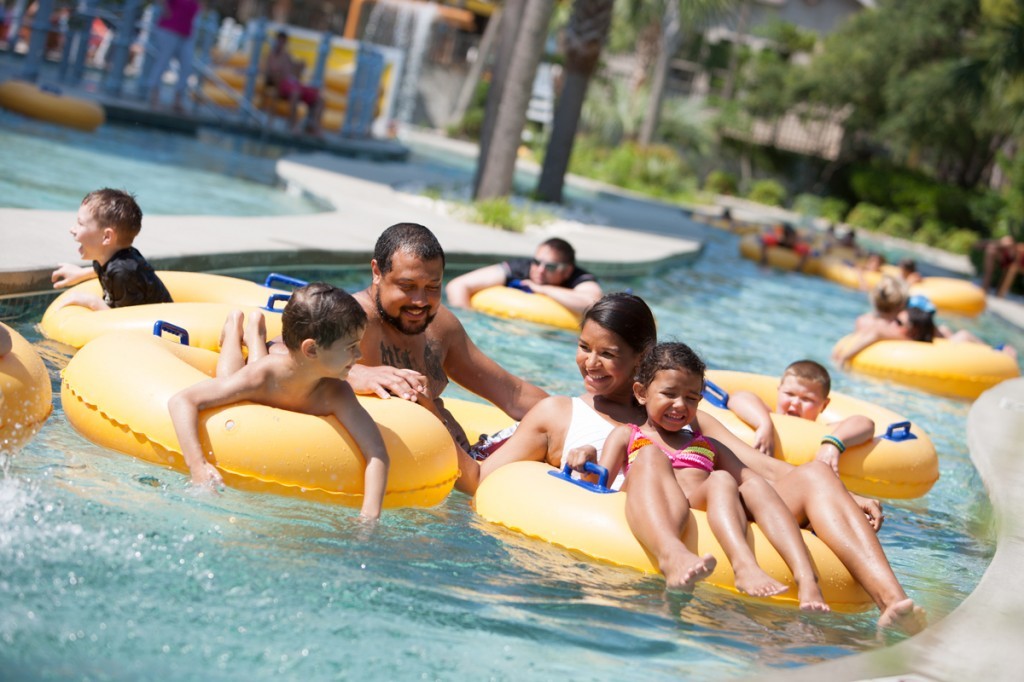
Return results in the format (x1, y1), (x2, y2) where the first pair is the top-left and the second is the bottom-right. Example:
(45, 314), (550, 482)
(563, 444), (597, 471)
(815, 442), (842, 476)
(752, 422), (776, 457)
(851, 492), (884, 532)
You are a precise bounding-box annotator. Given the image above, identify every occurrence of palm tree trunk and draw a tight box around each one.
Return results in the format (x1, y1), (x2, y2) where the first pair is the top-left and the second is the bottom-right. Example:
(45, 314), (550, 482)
(473, 1), (523, 197)
(475, 0), (555, 200)
(638, 1), (681, 146)
(721, 0), (749, 100)
(535, 0), (615, 204)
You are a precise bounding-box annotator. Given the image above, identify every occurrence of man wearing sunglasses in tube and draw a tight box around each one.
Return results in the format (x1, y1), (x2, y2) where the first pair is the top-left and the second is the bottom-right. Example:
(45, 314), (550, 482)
(446, 238), (603, 316)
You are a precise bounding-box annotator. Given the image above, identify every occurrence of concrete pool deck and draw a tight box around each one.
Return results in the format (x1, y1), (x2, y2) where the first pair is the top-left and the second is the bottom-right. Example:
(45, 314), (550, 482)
(0, 130), (708, 297)
(2, 126), (1024, 681)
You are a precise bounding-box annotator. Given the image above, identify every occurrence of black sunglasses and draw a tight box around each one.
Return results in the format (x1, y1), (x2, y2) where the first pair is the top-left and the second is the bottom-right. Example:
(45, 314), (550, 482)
(531, 258), (567, 273)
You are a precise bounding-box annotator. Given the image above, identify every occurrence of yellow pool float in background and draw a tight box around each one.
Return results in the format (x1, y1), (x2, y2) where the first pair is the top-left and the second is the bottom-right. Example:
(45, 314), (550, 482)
(0, 80), (105, 131)
(40, 271), (300, 350)
(832, 334), (1019, 400)
(818, 260), (985, 317)
(469, 285), (580, 331)
(738, 234), (822, 274)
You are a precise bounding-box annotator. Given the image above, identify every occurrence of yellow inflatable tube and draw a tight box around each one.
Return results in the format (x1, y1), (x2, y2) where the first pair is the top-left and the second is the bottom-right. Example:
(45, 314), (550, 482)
(832, 334), (1020, 400)
(475, 460), (873, 612)
(61, 332), (458, 508)
(469, 286), (580, 331)
(40, 271), (298, 350)
(0, 80), (105, 131)
(738, 234), (822, 274)
(0, 322), (53, 453)
(818, 260), (985, 317)
(700, 370), (938, 499)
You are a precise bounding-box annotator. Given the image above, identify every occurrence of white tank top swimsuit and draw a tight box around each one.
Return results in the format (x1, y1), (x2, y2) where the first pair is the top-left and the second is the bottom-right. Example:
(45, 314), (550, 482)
(561, 397), (624, 489)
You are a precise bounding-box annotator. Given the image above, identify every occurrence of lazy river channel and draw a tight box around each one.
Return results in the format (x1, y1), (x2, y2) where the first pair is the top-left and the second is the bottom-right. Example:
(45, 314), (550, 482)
(2, 222), (1017, 679)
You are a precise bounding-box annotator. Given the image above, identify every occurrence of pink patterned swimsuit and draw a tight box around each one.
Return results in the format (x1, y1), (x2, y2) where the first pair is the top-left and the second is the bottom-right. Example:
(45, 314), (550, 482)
(624, 423), (716, 476)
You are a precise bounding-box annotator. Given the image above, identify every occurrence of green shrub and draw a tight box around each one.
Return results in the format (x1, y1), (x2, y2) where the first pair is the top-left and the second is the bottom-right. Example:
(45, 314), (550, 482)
(704, 170), (738, 195)
(821, 197), (849, 223)
(746, 179), (787, 206)
(914, 218), (946, 246)
(878, 213), (915, 239)
(791, 193), (821, 215)
(468, 198), (526, 232)
(569, 140), (696, 199)
(845, 202), (888, 231)
(938, 228), (981, 255)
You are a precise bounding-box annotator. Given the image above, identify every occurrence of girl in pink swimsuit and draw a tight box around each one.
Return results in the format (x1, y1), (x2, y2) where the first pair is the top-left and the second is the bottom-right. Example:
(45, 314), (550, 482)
(597, 342), (830, 610)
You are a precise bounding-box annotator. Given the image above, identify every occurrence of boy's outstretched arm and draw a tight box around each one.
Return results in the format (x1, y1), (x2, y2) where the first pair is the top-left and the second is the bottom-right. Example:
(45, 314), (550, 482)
(332, 382), (390, 519)
(168, 369), (267, 488)
(817, 415), (875, 475)
(52, 263), (96, 289)
(728, 391), (776, 457)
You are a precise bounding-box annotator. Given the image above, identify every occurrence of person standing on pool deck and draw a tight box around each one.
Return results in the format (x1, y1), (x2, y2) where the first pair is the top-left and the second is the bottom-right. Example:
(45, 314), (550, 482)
(143, 0), (201, 112)
(445, 237), (603, 317)
(50, 188), (172, 310)
(346, 223), (549, 490)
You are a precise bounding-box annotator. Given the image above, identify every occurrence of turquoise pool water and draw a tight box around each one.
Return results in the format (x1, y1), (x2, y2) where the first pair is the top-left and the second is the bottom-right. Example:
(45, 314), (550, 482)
(2, 225), (1017, 680)
(0, 112), (327, 217)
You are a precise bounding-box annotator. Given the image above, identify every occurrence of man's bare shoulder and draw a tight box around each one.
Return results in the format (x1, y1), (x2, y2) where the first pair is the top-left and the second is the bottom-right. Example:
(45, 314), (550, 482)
(409, 305), (466, 357)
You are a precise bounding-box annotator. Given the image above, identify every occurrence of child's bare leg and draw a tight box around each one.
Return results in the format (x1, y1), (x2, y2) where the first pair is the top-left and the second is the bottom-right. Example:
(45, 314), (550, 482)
(692, 470), (787, 598)
(243, 311), (268, 364)
(772, 461), (925, 633)
(737, 474), (829, 611)
(622, 447), (716, 592)
(216, 310), (246, 378)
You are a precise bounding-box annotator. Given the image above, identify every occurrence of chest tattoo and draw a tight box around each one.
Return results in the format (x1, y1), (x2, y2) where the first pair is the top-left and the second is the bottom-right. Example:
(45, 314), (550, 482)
(379, 341), (415, 371)
(423, 341), (446, 384)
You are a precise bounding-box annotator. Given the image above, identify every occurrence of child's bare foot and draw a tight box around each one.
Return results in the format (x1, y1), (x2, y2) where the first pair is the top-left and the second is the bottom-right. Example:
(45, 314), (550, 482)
(797, 579), (831, 612)
(663, 550), (717, 592)
(219, 310), (245, 350)
(732, 564), (788, 598)
(878, 598), (926, 635)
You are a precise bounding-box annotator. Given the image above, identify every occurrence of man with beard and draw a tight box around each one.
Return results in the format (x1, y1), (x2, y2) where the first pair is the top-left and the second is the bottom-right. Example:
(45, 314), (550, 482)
(348, 223), (548, 489)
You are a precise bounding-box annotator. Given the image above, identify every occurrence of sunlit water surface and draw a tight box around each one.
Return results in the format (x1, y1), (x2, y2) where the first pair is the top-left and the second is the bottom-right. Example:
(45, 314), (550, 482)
(2, 219), (1016, 680)
(0, 113), (326, 216)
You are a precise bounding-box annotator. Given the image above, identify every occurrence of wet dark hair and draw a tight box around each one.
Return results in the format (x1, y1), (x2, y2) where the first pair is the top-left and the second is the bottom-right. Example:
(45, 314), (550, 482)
(635, 342), (706, 388)
(581, 292), (656, 356)
(899, 258), (918, 274)
(373, 223), (445, 275)
(905, 306), (936, 342)
(282, 282), (367, 351)
(540, 237), (576, 265)
(82, 188), (143, 241)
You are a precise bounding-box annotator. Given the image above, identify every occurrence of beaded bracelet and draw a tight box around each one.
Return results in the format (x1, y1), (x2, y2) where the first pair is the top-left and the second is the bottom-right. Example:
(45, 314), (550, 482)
(820, 434), (846, 454)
